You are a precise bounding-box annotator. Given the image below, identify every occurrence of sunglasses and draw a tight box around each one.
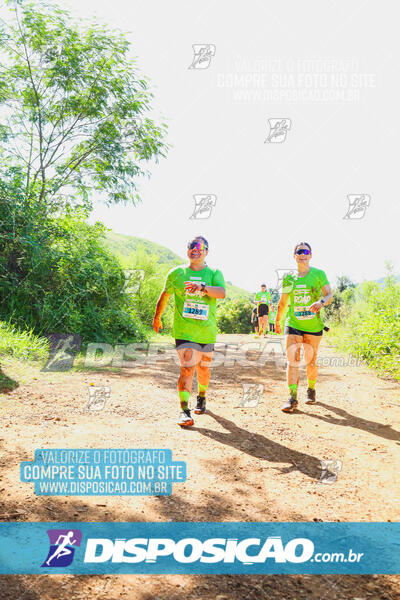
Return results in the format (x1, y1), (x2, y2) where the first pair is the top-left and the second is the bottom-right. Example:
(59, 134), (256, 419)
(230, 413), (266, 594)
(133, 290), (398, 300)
(188, 241), (208, 251)
(295, 248), (311, 255)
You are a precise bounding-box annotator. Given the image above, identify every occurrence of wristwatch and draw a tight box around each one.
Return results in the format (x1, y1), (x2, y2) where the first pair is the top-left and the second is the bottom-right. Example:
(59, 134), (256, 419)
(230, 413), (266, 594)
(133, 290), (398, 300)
(320, 298), (325, 305)
(200, 283), (206, 293)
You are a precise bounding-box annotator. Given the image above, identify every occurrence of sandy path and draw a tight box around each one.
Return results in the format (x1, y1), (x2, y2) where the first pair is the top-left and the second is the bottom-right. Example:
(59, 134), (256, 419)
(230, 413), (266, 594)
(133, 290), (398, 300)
(1, 333), (400, 599)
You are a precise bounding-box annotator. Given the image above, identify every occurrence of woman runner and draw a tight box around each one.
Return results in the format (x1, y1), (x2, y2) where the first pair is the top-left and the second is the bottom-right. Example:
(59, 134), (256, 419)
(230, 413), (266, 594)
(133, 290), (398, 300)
(275, 242), (333, 412)
(152, 236), (226, 426)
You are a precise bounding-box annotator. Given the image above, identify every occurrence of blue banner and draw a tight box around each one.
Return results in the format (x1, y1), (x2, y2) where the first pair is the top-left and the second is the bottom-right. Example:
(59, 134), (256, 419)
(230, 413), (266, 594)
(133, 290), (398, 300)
(0, 522), (399, 574)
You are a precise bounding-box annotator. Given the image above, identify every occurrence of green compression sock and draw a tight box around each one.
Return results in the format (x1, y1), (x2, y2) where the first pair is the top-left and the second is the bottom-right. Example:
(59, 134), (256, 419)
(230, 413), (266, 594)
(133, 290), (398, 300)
(198, 383), (208, 398)
(288, 384), (298, 399)
(178, 390), (190, 410)
(307, 379), (316, 390)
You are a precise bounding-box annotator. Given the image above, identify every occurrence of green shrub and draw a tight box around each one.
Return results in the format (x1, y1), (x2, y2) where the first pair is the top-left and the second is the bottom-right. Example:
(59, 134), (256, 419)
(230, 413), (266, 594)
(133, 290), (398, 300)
(328, 272), (400, 380)
(217, 298), (254, 334)
(0, 198), (144, 344)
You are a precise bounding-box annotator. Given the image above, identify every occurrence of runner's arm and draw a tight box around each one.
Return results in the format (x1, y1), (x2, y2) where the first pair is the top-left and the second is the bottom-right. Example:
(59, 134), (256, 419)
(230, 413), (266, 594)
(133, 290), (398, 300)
(184, 282), (226, 298)
(309, 284), (333, 313)
(203, 285), (226, 299)
(153, 291), (170, 332)
(321, 284), (333, 305)
(275, 293), (289, 334)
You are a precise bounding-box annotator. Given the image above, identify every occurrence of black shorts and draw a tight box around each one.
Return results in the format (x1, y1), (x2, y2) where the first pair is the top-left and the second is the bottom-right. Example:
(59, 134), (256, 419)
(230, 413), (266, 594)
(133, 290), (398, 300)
(284, 326), (323, 337)
(175, 339), (215, 352)
(257, 304), (269, 317)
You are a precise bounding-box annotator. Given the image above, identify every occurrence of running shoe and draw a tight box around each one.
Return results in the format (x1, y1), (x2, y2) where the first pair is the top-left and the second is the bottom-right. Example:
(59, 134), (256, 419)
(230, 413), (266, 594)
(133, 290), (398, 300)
(194, 395), (206, 414)
(281, 397), (298, 412)
(177, 409), (194, 427)
(305, 388), (316, 404)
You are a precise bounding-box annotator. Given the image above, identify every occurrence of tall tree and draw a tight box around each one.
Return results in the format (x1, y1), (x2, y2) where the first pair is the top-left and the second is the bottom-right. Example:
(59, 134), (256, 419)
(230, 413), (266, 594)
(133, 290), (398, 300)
(0, 0), (168, 212)
(336, 275), (355, 292)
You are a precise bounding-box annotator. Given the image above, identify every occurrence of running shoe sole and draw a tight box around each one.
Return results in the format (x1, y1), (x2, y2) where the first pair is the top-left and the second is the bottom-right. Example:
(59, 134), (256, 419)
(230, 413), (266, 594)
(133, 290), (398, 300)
(178, 419), (194, 427)
(194, 409), (206, 415)
(305, 399), (316, 405)
(281, 401), (298, 413)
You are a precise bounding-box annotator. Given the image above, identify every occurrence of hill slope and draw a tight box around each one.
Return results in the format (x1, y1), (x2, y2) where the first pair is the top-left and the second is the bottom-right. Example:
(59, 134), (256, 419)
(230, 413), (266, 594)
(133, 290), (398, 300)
(101, 232), (251, 300)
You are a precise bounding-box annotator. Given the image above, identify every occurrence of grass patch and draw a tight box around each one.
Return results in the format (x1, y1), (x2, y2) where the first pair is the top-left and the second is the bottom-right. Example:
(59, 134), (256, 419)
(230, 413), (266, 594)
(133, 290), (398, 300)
(0, 321), (49, 361)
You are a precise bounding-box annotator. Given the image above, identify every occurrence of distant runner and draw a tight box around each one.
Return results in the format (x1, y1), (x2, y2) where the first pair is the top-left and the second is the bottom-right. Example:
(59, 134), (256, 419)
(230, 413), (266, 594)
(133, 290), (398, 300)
(153, 236), (226, 427)
(275, 242), (333, 412)
(251, 306), (259, 335)
(254, 284), (271, 338)
(269, 304), (276, 333)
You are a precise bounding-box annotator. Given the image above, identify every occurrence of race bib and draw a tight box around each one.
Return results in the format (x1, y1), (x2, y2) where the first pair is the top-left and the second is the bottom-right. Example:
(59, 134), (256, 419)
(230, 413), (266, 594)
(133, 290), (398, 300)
(182, 301), (209, 320)
(294, 305), (314, 320)
(293, 289), (314, 320)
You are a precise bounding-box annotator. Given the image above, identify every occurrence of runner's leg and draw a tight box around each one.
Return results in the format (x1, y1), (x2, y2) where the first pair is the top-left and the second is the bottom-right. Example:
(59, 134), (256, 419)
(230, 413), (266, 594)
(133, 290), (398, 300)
(303, 333), (322, 402)
(196, 351), (212, 397)
(195, 350), (213, 413)
(177, 347), (197, 414)
(286, 333), (303, 400)
(264, 314), (269, 337)
(259, 315), (267, 336)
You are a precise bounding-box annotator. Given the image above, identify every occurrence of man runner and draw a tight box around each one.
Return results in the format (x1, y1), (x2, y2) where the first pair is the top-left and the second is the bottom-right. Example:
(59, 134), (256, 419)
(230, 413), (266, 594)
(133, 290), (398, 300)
(254, 284), (271, 338)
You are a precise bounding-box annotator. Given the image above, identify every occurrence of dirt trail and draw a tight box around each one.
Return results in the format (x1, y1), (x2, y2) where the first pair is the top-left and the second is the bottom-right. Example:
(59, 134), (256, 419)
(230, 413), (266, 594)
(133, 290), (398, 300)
(1, 333), (400, 599)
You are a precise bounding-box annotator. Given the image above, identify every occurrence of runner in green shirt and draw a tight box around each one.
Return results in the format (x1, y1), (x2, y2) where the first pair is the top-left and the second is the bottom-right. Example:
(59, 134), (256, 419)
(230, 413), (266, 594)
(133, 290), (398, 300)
(269, 305), (276, 333)
(275, 242), (333, 412)
(254, 285), (271, 338)
(153, 236), (226, 427)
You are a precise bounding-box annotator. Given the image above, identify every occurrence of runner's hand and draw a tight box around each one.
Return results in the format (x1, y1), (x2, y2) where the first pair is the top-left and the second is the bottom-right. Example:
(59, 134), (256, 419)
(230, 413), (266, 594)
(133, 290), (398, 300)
(153, 315), (163, 333)
(309, 302), (323, 313)
(185, 282), (201, 294)
(275, 322), (281, 335)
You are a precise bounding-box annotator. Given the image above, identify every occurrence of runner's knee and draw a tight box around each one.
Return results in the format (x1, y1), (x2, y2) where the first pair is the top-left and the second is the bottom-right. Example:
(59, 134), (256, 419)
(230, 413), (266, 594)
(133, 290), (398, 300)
(180, 365), (196, 378)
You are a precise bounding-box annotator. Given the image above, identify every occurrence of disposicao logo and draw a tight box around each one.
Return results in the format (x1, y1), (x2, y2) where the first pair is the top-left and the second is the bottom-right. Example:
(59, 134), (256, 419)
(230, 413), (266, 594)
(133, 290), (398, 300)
(42, 529), (82, 567)
(83, 536), (314, 564)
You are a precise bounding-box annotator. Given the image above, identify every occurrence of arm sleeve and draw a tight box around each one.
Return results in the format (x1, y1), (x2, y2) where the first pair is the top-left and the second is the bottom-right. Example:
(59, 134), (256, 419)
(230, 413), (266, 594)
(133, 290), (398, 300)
(212, 269), (226, 288)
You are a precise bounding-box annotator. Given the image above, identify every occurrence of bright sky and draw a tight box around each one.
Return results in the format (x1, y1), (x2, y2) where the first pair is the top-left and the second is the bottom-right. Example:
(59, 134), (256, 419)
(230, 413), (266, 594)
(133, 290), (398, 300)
(4, 1), (399, 291)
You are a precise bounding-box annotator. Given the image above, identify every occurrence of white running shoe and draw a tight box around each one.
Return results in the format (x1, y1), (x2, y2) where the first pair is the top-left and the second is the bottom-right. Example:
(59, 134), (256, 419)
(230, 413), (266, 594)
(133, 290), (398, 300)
(177, 409), (194, 427)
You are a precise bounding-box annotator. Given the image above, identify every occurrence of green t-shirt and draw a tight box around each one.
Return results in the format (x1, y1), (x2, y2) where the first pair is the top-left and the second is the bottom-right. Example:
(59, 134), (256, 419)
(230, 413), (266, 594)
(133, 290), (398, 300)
(282, 267), (329, 333)
(254, 291), (271, 305)
(164, 264), (225, 344)
(269, 308), (277, 324)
